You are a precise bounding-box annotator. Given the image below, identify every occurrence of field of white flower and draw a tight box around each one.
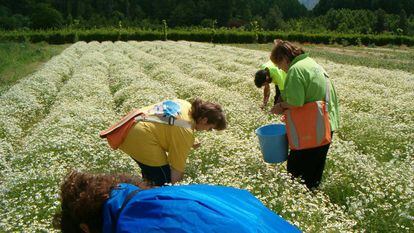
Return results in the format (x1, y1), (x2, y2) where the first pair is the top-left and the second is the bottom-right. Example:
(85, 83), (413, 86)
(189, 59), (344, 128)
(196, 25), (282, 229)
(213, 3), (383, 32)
(0, 41), (412, 232)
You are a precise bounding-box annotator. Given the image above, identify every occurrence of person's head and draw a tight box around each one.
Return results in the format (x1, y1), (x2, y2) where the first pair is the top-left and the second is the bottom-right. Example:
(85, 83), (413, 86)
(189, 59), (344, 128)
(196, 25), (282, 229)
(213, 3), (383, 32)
(270, 39), (305, 72)
(191, 98), (227, 131)
(254, 69), (271, 88)
(53, 170), (146, 233)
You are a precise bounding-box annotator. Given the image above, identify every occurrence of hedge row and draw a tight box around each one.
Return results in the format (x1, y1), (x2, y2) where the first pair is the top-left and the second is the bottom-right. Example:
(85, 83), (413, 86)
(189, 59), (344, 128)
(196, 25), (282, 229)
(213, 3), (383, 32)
(1, 29), (413, 46)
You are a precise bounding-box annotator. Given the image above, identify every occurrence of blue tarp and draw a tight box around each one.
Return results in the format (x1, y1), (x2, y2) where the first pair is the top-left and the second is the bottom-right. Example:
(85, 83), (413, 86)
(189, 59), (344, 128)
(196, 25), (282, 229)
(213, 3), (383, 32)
(103, 184), (301, 233)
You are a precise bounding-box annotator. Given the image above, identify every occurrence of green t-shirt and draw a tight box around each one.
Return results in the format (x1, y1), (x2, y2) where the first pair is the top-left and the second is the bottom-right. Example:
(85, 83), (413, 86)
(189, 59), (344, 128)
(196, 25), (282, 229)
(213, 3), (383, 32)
(282, 54), (340, 131)
(260, 61), (287, 91)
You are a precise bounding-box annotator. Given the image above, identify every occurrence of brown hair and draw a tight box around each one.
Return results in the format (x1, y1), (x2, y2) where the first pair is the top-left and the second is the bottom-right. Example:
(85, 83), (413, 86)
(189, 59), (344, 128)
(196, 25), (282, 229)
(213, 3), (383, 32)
(53, 170), (146, 233)
(270, 39), (305, 64)
(191, 98), (227, 130)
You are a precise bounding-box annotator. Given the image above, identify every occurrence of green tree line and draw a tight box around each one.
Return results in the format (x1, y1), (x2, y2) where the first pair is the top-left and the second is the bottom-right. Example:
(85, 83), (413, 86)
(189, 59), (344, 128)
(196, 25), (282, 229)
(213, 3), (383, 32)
(1, 0), (414, 35)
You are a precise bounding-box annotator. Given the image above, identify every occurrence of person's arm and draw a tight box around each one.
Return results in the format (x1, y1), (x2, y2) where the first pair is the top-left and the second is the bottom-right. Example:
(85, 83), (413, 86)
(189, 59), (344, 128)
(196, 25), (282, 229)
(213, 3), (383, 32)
(272, 67), (305, 115)
(270, 101), (292, 115)
(170, 167), (184, 184)
(274, 85), (282, 104)
(261, 83), (270, 109)
(167, 127), (194, 183)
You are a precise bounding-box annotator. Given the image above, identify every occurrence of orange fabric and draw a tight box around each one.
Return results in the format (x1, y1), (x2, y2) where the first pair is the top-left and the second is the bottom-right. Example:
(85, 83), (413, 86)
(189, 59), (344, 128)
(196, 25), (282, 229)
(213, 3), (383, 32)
(99, 109), (143, 149)
(283, 101), (331, 150)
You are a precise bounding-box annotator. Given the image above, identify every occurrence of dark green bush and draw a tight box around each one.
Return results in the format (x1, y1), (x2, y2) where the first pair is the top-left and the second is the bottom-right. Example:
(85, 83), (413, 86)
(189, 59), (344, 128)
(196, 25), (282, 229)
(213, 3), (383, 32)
(0, 29), (413, 46)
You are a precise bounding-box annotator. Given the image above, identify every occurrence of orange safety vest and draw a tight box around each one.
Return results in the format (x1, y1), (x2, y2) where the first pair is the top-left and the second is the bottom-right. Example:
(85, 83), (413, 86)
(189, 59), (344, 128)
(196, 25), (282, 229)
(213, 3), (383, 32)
(100, 109), (143, 150)
(283, 74), (332, 150)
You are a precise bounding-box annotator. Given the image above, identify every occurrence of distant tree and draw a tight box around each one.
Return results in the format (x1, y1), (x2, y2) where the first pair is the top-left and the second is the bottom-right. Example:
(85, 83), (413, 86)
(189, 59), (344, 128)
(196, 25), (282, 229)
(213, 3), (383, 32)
(130, 4), (145, 20)
(227, 18), (247, 28)
(325, 8), (340, 31)
(323, 8), (376, 34)
(0, 14), (30, 30)
(193, 0), (209, 23)
(354, 10), (376, 34)
(270, 0), (307, 19)
(264, 5), (284, 30)
(0, 5), (12, 29)
(398, 9), (408, 34)
(0, 5), (10, 16)
(90, 14), (109, 27)
(124, 0), (131, 18)
(241, 5), (252, 21)
(30, 3), (64, 29)
(251, 15), (264, 30)
(112, 10), (125, 21)
(374, 8), (387, 33)
(169, 0), (197, 26)
(408, 15), (414, 36)
(314, 0), (414, 15)
(151, 0), (174, 21)
(200, 18), (215, 28)
(208, 0), (233, 27)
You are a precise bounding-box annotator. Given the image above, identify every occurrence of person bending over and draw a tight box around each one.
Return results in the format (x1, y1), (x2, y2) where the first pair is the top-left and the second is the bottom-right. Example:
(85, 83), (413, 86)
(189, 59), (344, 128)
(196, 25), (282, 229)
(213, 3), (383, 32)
(101, 98), (227, 186)
(254, 61), (287, 110)
(54, 170), (301, 233)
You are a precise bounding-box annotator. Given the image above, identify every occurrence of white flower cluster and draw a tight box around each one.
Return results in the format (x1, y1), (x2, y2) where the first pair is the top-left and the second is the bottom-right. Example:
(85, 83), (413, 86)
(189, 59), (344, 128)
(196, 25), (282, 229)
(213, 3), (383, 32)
(0, 41), (412, 232)
(323, 59), (414, 162)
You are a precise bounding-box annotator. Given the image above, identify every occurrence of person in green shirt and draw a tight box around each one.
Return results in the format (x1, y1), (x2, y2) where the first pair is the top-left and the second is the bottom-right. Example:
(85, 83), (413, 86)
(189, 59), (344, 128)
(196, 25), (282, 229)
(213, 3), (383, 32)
(254, 61), (287, 110)
(269, 39), (340, 190)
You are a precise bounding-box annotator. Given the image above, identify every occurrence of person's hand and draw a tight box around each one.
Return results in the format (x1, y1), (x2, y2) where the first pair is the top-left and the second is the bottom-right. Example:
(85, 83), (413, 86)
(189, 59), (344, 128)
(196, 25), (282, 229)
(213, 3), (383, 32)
(170, 168), (183, 184)
(140, 113), (148, 120)
(270, 103), (285, 115)
(192, 142), (201, 149)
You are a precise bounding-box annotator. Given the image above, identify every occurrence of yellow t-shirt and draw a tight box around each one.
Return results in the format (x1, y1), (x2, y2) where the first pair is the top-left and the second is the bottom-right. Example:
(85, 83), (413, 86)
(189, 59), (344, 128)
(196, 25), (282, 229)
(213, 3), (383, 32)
(119, 99), (195, 172)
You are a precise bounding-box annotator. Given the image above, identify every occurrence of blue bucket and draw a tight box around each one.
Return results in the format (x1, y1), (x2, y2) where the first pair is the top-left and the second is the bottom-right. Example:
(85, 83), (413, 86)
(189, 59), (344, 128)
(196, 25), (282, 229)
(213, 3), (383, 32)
(255, 124), (288, 163)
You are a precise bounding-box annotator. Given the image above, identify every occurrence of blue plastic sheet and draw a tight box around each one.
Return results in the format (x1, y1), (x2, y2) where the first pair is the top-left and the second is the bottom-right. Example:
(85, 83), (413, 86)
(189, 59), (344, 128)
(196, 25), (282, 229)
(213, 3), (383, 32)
(103, 184), (301, 233)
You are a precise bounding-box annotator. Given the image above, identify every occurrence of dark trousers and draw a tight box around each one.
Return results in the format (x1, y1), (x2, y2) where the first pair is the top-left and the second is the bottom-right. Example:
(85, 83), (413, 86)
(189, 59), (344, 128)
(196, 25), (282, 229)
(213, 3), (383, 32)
(287, 133), (334, 190)
(274, 85), (281, 105)
(134, 160), (171, 186)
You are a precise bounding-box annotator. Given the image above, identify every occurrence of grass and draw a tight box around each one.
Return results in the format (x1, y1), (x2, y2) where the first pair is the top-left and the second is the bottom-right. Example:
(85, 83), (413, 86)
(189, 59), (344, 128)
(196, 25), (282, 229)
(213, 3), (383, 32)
(230, 43), (414, 74)
(0, 42), (69, 95)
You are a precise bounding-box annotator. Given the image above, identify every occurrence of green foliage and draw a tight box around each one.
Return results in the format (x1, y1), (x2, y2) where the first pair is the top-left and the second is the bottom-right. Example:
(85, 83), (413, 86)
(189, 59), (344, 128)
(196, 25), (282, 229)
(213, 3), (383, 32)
(325, 9), (376, 34)
(375, 9), (387, 33)
(263, 6), (284, 30)
(1, 0), (414, 38)
(398, 10), (409, 35)
(30, 3), (64, 29)
(1, 28), (413, 47)
(313, 0), (414, 15)
(0, 42), (67, 94)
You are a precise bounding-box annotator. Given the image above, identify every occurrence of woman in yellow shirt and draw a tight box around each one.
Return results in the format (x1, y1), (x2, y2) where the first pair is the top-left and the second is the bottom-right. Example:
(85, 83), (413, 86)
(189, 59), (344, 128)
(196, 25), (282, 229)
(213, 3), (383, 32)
(118, 98), (226, 186)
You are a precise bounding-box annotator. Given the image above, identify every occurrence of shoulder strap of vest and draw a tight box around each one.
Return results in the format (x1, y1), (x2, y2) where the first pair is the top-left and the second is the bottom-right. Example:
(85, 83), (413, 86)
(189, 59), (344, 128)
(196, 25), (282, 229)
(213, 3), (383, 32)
(324, 73), (330, 112)
(135, 114), (193, 129)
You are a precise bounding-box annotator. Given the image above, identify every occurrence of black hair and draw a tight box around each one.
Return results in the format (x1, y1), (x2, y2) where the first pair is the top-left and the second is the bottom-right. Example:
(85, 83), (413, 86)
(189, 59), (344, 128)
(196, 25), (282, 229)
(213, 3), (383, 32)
(254, 69), (268, 88)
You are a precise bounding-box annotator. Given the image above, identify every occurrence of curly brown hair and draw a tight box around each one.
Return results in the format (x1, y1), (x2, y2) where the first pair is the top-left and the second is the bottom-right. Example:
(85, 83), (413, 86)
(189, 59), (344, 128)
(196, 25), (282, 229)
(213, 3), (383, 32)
(191, 98), (227, 130)
(53, 170), (146, 233)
